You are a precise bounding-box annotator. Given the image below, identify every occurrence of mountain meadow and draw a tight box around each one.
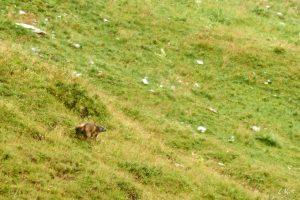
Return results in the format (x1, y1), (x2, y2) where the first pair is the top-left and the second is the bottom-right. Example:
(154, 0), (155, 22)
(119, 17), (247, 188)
(0, 0), (300, 199)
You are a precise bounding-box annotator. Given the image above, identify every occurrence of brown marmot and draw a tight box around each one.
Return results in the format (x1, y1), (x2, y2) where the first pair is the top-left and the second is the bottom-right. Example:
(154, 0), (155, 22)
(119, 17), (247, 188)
(75, 122), (106, 139)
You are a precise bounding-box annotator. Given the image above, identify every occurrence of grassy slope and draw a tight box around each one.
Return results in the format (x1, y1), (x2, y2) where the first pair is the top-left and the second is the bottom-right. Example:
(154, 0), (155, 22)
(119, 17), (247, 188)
(0, 0), (300, 199)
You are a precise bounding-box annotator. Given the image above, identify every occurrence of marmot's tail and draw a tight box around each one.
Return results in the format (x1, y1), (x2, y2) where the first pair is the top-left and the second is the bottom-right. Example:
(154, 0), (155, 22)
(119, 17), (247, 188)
(75, 123), (86, 134)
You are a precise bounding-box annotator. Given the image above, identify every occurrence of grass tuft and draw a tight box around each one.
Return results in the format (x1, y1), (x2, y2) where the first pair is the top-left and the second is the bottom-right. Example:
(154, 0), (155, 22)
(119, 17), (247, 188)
(47, 82), (109, 122)
(256, 134), (282, 147)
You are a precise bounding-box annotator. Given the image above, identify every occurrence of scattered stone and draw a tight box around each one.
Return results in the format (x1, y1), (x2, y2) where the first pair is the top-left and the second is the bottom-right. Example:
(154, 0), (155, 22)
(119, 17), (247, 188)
(197, 126), (207, 133)
(170, 85), (176, 91)
(149, 89), (155, 93)
(175, 163), (184, 168)
(194, 82), (200, 88)
(178, 79), (183, 84)
(196, 59), (204, 65)
(279, 22), (286, 26)
(159, 84), (164, 88)
(72, 71), (82, 77)
(31, 47), (40, 53)
(251, 125), (261, 132)
(142, 77), (149, 85)
(264, 79), (272, 85)
(15, 23), (46, 35)
(51, 31), (56, 39)
(19, 10), (26, 15)
(195, 0), (202, 4)
(89, 59), (95, 65)
(72, 43), (81, 48)
(160, 48), (166, 56)
(208, 107), (218, 113)
(103, 18), (109, 23)
(218, 162), (225, 166)
(265, 5), (271, 9)
(277, 12), (284, 17)
(228, 135), (235, 143)
(97, 70), (103, 76)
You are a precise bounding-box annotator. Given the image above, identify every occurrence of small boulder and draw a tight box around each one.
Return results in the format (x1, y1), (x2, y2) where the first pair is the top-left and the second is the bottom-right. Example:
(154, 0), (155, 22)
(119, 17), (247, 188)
(72, 43), (81, 48)
(251, 125), (261, 132)
(196, 59), (204, 65)
(142, 77), (149, 85)
(228, 136), (235, 143)
(197, 126), (207, 133)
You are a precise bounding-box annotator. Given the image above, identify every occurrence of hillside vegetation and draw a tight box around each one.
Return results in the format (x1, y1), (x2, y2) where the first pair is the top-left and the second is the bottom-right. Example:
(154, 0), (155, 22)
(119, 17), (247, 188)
(0, 0), (300, 199)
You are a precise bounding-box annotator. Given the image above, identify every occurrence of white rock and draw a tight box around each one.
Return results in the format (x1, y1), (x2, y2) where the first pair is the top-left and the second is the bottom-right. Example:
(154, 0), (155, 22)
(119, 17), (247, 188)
(103, 18), (109, 22)
(72, 71), (82, 77)
(31, 47), (40, 53)
(72, 43), (81, 48)
(251, 126), (261, 132)
(264, 79), (272, 85)
(15, 23), (46, 34)
(208, 107), (218, 113)
(89, 59), (95, 65)
(19, 10), (26, 15)
(196, 59), (204, 65)
(159, 84), (164, 88)
(194, 82), (200, 88)
(228, 136), (235, 143)
(218, 162), (225, 166)
(160, 48), (166, 56)
(197, 126), (207, 133)
(175, 163), (184, 168)
(277, 12), (283, 17)
(98, 70), (103, 76)
(279, 22), (286, 27)
(142, 77), (149, 85)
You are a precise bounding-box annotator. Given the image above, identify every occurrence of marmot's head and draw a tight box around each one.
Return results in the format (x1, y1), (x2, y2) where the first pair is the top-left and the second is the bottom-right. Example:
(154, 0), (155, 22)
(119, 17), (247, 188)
(96, 126), (106, 133)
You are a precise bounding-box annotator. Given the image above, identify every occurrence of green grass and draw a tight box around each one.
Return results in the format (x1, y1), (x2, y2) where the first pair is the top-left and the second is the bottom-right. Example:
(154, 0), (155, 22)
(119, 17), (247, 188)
(0, 0), (300, 199)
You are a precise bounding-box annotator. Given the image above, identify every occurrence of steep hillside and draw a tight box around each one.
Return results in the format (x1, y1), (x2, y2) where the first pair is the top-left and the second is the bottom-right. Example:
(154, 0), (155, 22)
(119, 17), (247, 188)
(0, 0), (300, 199)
